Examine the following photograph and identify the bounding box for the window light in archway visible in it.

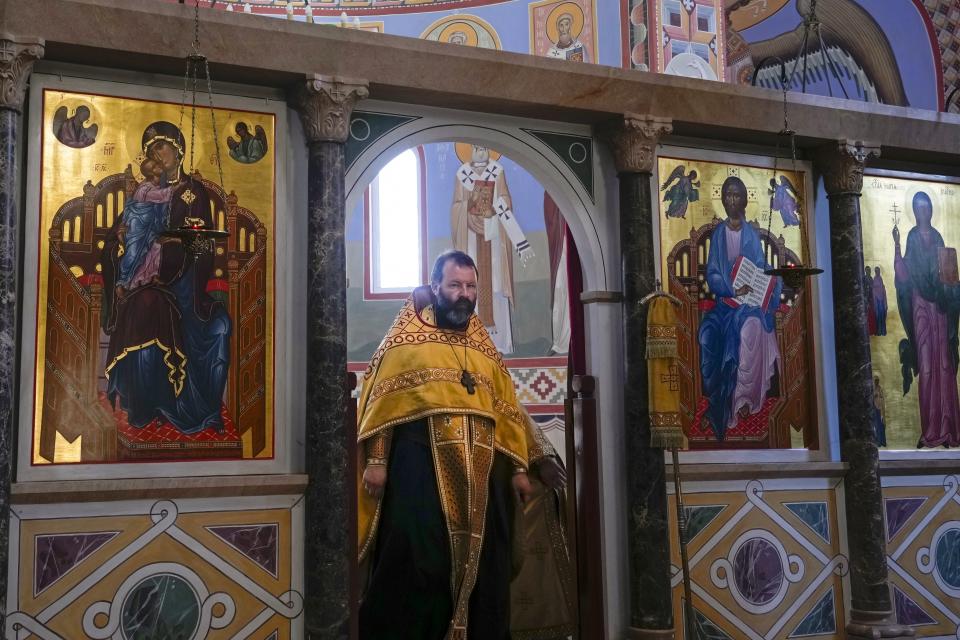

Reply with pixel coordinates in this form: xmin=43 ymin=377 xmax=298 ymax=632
xmin=370 ymin=149 xmax=424 ymax=294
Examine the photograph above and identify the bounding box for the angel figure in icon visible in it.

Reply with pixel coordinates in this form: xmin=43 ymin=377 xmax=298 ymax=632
xmin=661 ymin=165 xmax=700 ymax=219
xmin=769 ymin=175 xmax=801 ymax=226
xmin=227 ymin=122 xmax=268 ymax=164
xmin=53 ymin=105 xmax=98 ymax=149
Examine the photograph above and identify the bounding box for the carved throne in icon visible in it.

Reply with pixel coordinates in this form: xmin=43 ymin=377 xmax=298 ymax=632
xmin=39 ymin=167 xmax=269 ymax=462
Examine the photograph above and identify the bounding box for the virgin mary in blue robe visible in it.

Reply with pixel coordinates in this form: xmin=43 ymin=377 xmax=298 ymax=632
xmin=100 ymin=121 xmax=231 ymax=434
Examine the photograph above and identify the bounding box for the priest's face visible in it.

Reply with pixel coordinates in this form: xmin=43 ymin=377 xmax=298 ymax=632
xmin=433 ymin=260 xmax=478 ymax=329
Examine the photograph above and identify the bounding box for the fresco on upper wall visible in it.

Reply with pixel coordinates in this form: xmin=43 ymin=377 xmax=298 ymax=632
xmin=723 ymin=0 xmax=939 ymax=110
xmin=29 ymin=89 xmax=275 ymax=465
xmin=657 ymin=154 xmax=819 ymax=450
xmin=919 ymin=0 xmax=960 ymax=112
xmin=624 ymin=0 xmax=727 ymax=80
xmin=862 ymin=174 xmax=960 ymax=450
xmin=529 ymin=0 xmax=598 ymax=62
xmin=421 ymin=13 xmax=502 ymax=48
xmin=163 ymin=1 xmax=950 ymax=112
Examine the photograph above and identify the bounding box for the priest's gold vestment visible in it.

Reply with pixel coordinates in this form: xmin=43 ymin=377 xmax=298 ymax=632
xmin=357 ymin=291 xmax=574 ymax=639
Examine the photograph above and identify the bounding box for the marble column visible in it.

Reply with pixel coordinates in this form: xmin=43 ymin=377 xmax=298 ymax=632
xmin=0 ymin=34 xmax=44 ymax=629
xmin=608 ymin=114 xmax=676 ymax=639
xmin=291 ymin=74 xmax=368 ymax=640
xmin=815 ymin=140 xmax=913 ymax=639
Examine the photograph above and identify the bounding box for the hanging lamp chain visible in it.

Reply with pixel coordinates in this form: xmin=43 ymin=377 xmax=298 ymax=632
xmin=175 ymin=0 xmax=226 ymax=194
xmin=193 ymin=0 xmax=201 ymax=53
xmin=766 ymin=60 xmax=809 ymax=267
xmin=781 ymin=69 xmax=808 ymax=264
xmin=204 ymin=55 xmax=227 ymax=193
xmin=758 ymin=13 xmax=823 ymax=286
xmin=776 ymin=61 xmax=812 ymax=267
xmin=767 ymin=63 xmax=790 ymax=238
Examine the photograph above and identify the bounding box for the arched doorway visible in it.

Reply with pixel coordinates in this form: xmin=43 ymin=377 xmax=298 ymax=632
xmin=344 ymin=116 xmax=614 ymax=637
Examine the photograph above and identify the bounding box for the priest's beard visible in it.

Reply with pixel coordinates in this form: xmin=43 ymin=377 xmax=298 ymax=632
xmin=436 ymin=290 xmax=475 ymax=330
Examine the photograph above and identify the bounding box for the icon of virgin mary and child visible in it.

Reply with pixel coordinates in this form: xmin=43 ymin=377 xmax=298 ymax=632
xmin=100 ymin=121 xmax=231 ymax=434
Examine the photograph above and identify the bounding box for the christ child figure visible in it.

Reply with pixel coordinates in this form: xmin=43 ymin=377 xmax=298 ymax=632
xmin=116 ymin=157 xmax=175 ymax=296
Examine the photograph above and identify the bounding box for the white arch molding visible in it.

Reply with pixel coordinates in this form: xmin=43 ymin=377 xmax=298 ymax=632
xmin=344 ymin=118 xmax=610 ymax=294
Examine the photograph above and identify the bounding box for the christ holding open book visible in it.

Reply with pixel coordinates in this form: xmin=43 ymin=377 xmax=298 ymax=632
xmin=698 ymin=176 xmax=782 ymax=440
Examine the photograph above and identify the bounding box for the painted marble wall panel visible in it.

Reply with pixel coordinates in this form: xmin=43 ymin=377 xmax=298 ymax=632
xmin=667 ymin=481 xmax=846 ymax=639
xmin=883 ymin=475 xmax=960 ymax=638
xmin=656 ymin=154 xmax=819 ymax=450
xmin=6 ymin=497 xmax=302 ymax=639
xmin=28 ymin=88 xmax=276 ymax=465
xmin=861 ymin=174 xmax=960 ymax=450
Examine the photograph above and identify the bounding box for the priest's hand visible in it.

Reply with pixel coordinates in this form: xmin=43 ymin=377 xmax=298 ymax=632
xmin=363 ymin=464 xmax=387 ymax=498
xmin=536 ymin=457 xmax=567 ymax=490
xmin=512 ymin=472 xmax=534 ymax=505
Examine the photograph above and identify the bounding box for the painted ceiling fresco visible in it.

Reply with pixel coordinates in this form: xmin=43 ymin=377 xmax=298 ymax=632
xmin=160 ymin=0 xmax=955 ymax=112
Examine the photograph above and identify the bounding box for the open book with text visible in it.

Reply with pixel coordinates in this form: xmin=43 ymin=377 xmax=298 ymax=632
xmin=725 ymin=256 xmax=776 ymax=311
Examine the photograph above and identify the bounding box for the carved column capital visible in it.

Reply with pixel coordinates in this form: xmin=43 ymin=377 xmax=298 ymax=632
xmin=606 ymin=114 xmax=673 ymax=174
xmin=0 ymin=35 xmax=45 ymax=113
xmin=814 ymin=139 xmax=880 ymax=196
xmin=291 ymin=74 xmax=369 ymax=144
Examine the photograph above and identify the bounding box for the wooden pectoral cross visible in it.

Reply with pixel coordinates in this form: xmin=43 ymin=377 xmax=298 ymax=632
xmin=460 ymin=369 xmax=476 ymax=395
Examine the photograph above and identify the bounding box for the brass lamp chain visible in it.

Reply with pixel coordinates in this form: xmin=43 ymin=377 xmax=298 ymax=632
xmin=766 ymin=67 xmax=790 ymax=240
xmin=762 ymin=65 xmax=823 ymax=290
xmin=766 ymin=128 xmax=781 ymax=239
xmin=764 ymin=67 xmax=808 ymax=266
xmin=780 ymin=78 xmax=809 ymax=265
xmin=176 ymin=0 xmax=226 ymax=193
xmin=204 ymin=55 xmax=227 ymax=192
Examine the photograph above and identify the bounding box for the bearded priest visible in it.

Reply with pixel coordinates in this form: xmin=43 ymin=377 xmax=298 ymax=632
xmin=357 ymin=250 xmax=573 ymax=640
